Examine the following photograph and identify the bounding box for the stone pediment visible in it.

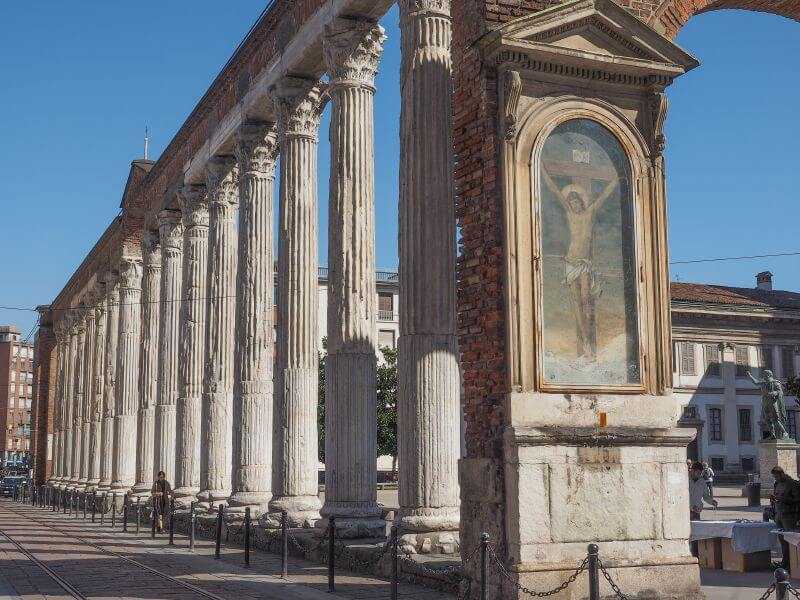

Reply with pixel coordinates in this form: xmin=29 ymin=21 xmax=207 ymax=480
xmin=482 ymin=0 xmax=698 ymax=84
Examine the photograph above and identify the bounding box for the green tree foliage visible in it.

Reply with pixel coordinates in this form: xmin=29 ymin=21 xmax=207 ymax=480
xmin=317 ymin=342 xmax=398 ymax=465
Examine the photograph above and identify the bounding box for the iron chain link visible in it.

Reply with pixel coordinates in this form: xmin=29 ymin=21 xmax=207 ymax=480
xmin=489 ymin=546 xmax=588 ymax=598
xmin=598 ymin=559 xmax=629 ymax=600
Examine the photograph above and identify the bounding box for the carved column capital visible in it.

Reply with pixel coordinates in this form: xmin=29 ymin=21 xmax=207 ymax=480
xmin=158 ymin=209 xmax=184 ymax=255
xmin=235 ymin=122 xmax=279 ymax=179
xmin=399 ymin=0 xmax=451 ymax=17
xmin=206 ymin=157 xmax=239 ymax=209
xmin=272 ymin=78 xmax=325 ymax=140
xmin=324 ymin=18 xmax=387 ymax=89
xmin=118 ymin=257 xmax=144 ymax=291
xmin=141 ymin=230 xmax=162 ymax=269
xmin=178 ymin=184 xmax=210 ymax=229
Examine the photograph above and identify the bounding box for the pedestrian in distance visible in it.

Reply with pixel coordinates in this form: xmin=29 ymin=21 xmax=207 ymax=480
xmin=151 ymin=471 xmax=172 ymax=533
xmin=769 ymin=466 xmax=800 ymax=569
xmin=689 ymin=462 xmax=718 ymax=521
xmin=701 ymin=461 xmax=715 ymax=498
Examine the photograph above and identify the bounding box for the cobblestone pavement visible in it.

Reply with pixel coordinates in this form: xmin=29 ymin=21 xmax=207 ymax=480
xmin=0 ymin=499 xmax=454 ymax=600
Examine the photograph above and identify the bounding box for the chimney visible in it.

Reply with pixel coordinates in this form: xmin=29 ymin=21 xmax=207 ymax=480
xmin=756 ymin=271 xmax=773 ymax=291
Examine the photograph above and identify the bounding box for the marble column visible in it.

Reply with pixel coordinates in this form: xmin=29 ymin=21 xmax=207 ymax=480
xmin=98 ymin=274 xmax=120 ymax=492
xmin=66 ymin=317 xmax=81 ymax=487
xmin=397 ymin=0 xmax=461 ymax=546
xmin=155 ymin=210 xmax=183 ymax=484
xmin=87 ymin=285 xmax=106 ymax=490
xmin=320 ymin=18 xmax=386 ymax=537
xmin=174 ymin=185 xmax=210 ymax=503
xmin=199 ymin=157 xmax=239 ymax=508
xmin=269 ymin=79 xmax=324 ymax=525
xmin=112 ymin=257 xmax=143 ymax=491
xmin=229 ymin=123 xmax=279 ymax=514
xmin=51 ymin=326 xmax=67 ymax=485
xmin=80 ymin=303 xmax=96 ymax=488
xmin=134 ymin=233 xmax=161 ymax=495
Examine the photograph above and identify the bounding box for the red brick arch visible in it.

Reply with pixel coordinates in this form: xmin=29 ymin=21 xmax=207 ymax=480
xmin=648 ymin=0 xmax=800 ymax=38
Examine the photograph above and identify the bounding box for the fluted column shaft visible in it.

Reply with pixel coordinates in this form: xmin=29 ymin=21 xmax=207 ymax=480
xmin=175 ymin=186 xmax=210 ymax=502
xmin=321 ymin=19 xmax=386 ymax=536
xmin=88 ymin=290 xmax=106 ymax=488
xmin=270 ymin=80 xmax=324 ymax=524
xmin=80 ymin=308 xmax=96 ymax=487
xmin=99 ymin=277 xmax=120 ymax=491
xmin=134 ymin=234 xmax=161 ymax=494
xmin=51 ymin=331 xmax=67 ymax=484
xmin=155 ymin=211 xmax=183 ymax=484
xmin=72 ymin=318 xmax=87 ymax=486
xmin=64 ymin=324 xmax=78 ymax=486
xmin=112 ymin=258 xmax=143 ymax=491
xmin=199 ymin=157 xmax=239 ymax=507
xmin=229 ymin=124 xmax=279 ymax=513
xmin=397 ymin=0 xmax=461 ymax=538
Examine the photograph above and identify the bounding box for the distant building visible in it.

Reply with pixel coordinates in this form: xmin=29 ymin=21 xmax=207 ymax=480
xmin=0 ymin=325 xmax=35 ymax=468
xmin=673 ymin=271 xmax=800 ymax=477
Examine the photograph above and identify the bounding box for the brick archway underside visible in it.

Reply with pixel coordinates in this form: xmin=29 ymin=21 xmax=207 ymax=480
xmin=650 ymin=0 xmax=800 ymax=37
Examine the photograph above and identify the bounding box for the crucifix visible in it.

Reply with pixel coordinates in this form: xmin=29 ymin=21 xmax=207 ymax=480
xmin=542 ymin=155 xmax=621 ymax=360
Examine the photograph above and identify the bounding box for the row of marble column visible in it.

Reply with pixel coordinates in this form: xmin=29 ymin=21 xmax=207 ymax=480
xmin=48 ymin=3 xmax=460 ymax=541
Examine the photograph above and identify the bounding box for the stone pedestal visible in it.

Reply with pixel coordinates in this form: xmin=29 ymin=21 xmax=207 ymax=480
xmin=759 ymin=438 xmax=799 ymax=496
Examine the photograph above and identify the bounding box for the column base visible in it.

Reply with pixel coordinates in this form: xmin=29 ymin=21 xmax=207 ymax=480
xmin=397 ymin=508 xmax=461 ymax=554
xmin=172 ymin=486 xmax=200 ymax=508
xmin=96 ymin=480 xmax=112 ymax=492
xmin=131 ymin=482 xmax=152 ymax=497
xmin=196 ymin=489 xmax=230 ymax=511
xmin=227 ymin=491 xmax=271 ymax=516
xmin=268 ymin=495 xmax=322 ymax=528
xmin=318 ymin=502 xmax=386 ymax=539
xmin=85 ymin=478 xmax=101 ymax=492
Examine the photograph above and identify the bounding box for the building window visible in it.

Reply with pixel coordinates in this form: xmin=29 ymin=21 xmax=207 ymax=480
xmin=710 ymin=457 xmax=725 ymax=473
xmin=738 ymin=408 xmax=753 ymax=443
xmin=708 ymin=407 xmax=723 ymax=442
xmin=378 ymin=293 xmax=394 ymax=322
xmin=679 ymin=342 xmax=695 ymax=376
xmin=537 ymin=118 xmax=640 ymax=388
xmin=761 ymin=345 xmax=774 ymax=376
xmin=741 ymin=457 xmax=756 ymax=473
xmin=735 ymin=345 xmax=750 ymax=378
xmin=782 ymin=347 xmax=796 ymax=380
xmin=704 ymin=344 xmax=721 ymax=377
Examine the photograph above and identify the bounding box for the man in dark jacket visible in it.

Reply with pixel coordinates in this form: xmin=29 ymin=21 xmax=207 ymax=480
xmin=771 ymin=467 xmax=800 ymax=568
xmin=151 ymin=471 xmax=173 ymax=533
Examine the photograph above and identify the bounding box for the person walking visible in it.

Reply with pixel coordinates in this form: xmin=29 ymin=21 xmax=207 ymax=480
xmin=701 ymin=461 xmax=715 ymax=498
xmin=770 ymin=467 xmax=800 ymax=569
xmin=688 ymin=462 xmax=718 ymax=557
xmin=151 ymin=471 xmax=172 ymax=533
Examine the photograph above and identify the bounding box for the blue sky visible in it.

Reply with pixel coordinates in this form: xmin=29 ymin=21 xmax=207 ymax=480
xmin=0 ymin=4 xmax=798 ymax=337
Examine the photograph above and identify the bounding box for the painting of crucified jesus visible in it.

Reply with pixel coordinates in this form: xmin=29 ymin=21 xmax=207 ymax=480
xmin=538 ymin=119 xmax=641 ymax=387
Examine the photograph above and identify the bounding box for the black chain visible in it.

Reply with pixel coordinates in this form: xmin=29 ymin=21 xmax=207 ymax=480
xmin=755 ymin=584 xmax=776 ymax=600
xmin=785 ymin=582 xmax=800 ymax=599
xmin=489 ymin=547 xmax=588 ymax=598
xmin=598 ymin=559 xmax=629 ymax=600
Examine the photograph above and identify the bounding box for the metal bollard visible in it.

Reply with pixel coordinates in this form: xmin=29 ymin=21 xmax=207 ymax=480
xmin=111 ymin=493 xmax=117 ymax=528
xmin=776 ymin=569 xmax=790 ymax=600
xmin=83 ymin=493 xmax=87 ymax=519
xmin=123 ymin=497 xmax=129 ymax=532
xmin=136 ymin=498 xmax=141 ymax=535
xmin=189 ymin=502 xmax=196 ymax=551
xmin=151 ymin=503 xmax=157 ymax=539
xmin=328 ymin=516 xmax=336 ymax=593
xmin=588 ymin=544 xmax=600 ymax=600
xmin=74 ymin=491 xmax=79 ymax=519
xmin=215 ymin=504 xmax=223 ymax=559
xmin=391 ymin=524 xmax=399 ymax=600
xmin=92 ymin=493 xmax=97 ymax=523
xmin=100 ymin=496 xmax=106 ymax=525
xmin=480 ymin=533 xmax=490 ymax=600
xmin=281 ymin=510 xmax=288 ymax=579
xmin=244 ymin=507 xmax=251 ymax=567
xmin=168 ymin=496 xmax=175 ymax=546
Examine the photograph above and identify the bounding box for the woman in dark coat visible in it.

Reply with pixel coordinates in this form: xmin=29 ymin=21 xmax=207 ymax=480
xmin=151 ymin=471 xmax=172 ymax=532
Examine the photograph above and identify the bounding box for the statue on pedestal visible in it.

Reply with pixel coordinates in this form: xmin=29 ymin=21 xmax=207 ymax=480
xmin=748 ymin=370 xmax=790 ymax=440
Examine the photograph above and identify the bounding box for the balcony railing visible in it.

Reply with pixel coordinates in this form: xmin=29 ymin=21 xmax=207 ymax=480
xmin=378 ymin=310 xmax=397 ymax=322
xmin=316 ymin=267 xmax=398 ymax=283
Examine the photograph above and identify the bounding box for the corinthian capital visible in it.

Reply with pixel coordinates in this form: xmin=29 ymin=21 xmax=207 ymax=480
xmin=206 ymin=157 xmax=239 ymax=208
xmin=400 ymin=0 xmax=451 ymax=17
xmin=158 ymin=209 xmax=184 ymax=255
xmin=235 ymin=122 xmax=279 ymax=179
xmin=272 ymin=77 xmax=325 ymax=140
xmin=118 ymin=257 xmax=144 ymax=291
xmin=324 ymin=18 xmax=387 ymax=88
xmin=178 ymin=184 xmax=210 ymax=230
xmin=141 ymin=230 xmax=161 ymax=269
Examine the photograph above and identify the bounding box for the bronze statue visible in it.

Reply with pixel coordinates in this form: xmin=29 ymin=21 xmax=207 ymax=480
xmin=748 ymin=370 xmax=791 ymax=440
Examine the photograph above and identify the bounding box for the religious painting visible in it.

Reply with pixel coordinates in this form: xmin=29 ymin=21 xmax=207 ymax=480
xmin=537 ymin=119 xmax=641 ymax=387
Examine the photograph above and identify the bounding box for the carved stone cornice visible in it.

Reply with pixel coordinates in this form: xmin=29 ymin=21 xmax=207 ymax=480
xmin=158 ymin=209 xmax=184 ymax=255
xmin=323 ymin=18 xmax=387 ymax=89
xmin=205 ymin=157 xmax=239 ymax=208
xmin=118 ymin=257 xmax=144 ymax=292
xmin=235 ymin=122 xmax=279 ymax=179
xmin=649 ymin=91 xmax=669 ymax=158
xmin=178 ymin=184 xmax=210 ymax=230
xmin=272 ymin=77 xmax=325 ymax=141
xmin=503 ymin=70 xmax=522 ymax=141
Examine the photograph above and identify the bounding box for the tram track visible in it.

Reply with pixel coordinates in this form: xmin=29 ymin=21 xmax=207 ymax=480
xmin=0 ymin=501 xmax=231 ymax=600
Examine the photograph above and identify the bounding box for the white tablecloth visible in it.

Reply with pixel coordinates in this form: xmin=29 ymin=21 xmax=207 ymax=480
xmin=781 ymin=531 xmax=800 ymax=547
xmin=690 ymin=521 xmax=779 ymax=553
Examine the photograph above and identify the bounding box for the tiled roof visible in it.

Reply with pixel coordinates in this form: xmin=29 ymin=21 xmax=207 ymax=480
xmin=671 ymin=282 xmax=800 ymax=310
